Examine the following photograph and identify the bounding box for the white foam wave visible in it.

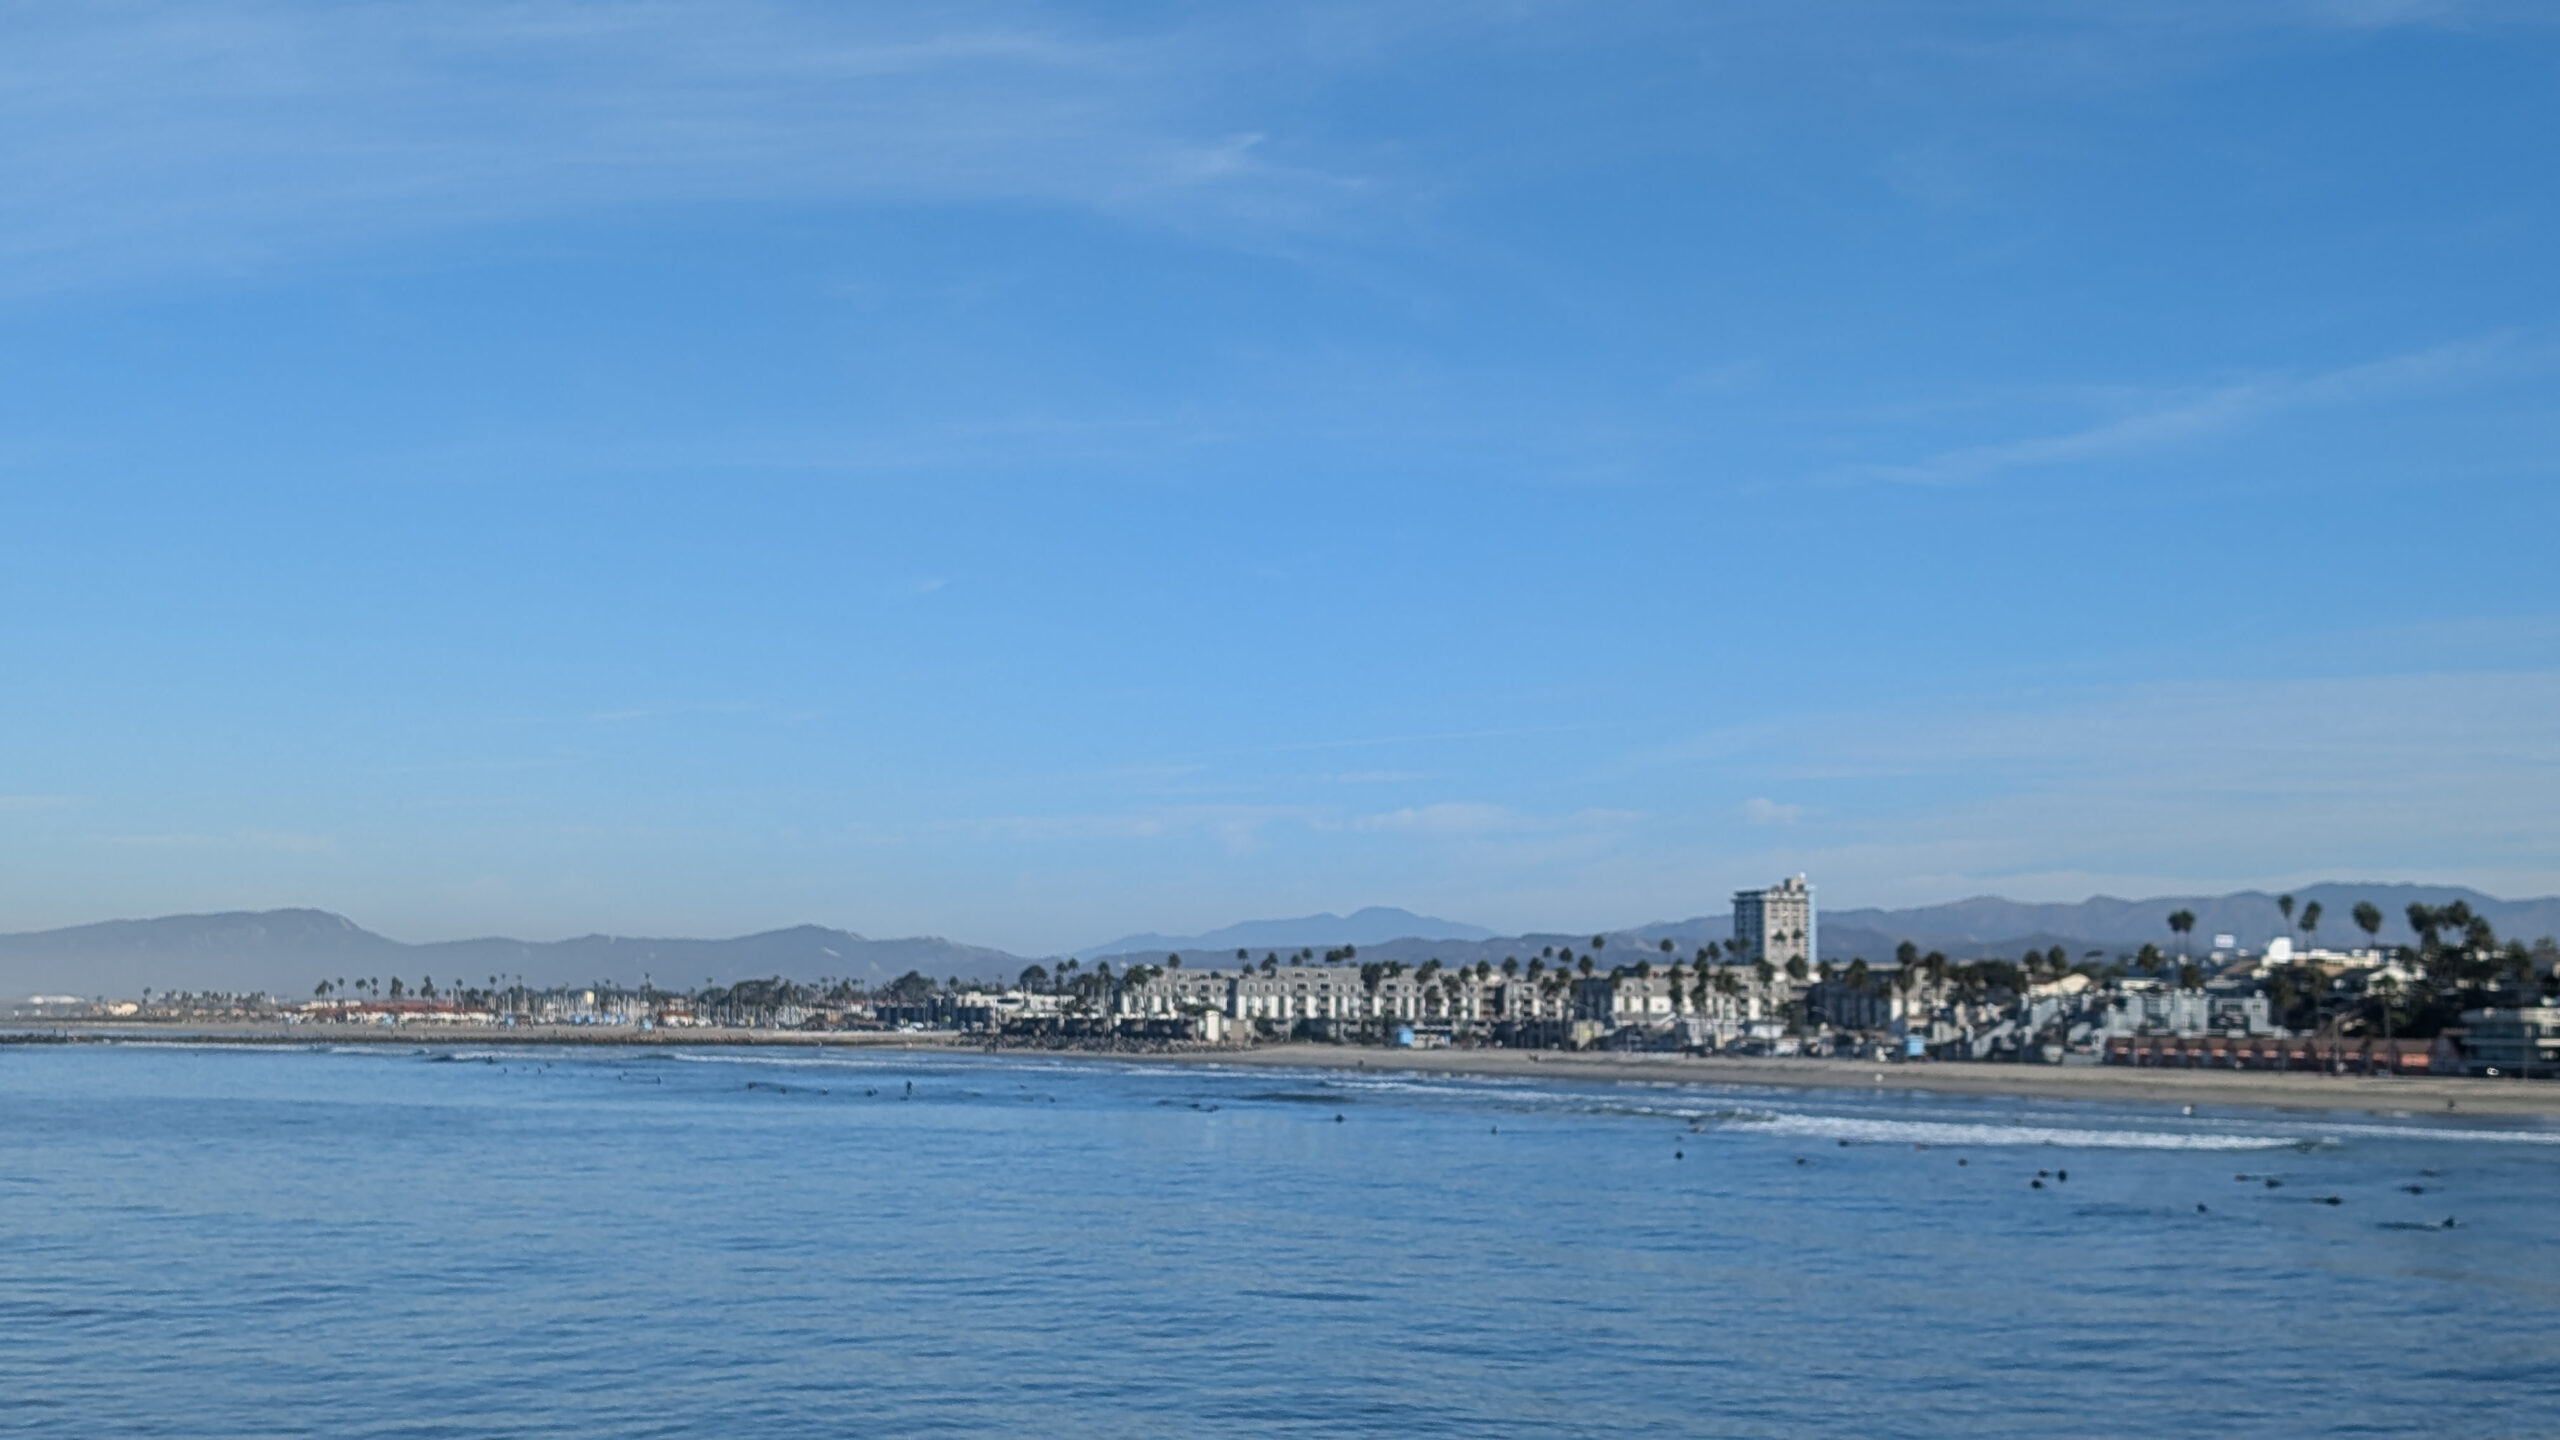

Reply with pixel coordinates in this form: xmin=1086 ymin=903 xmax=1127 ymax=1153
xmin=1733 ymin=1109 xmax=2560 ymax=1151
xmin=663 ymin=1051 xmax=918 ymax=1071
xmin=1743 ymin=1112 xmax=2294 ymax=1151
xmin=2270 ymin=1119 xmax=2560 ymax=1148
xmin=1256 ymin=1064 xmax=2560 ymax=1148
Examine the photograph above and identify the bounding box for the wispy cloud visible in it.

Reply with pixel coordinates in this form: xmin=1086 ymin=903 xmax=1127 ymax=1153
xmin=1740 ymin=797 xmax=1803 ymax=826
xmin=1844 ymin=335 xmax=2522 ymax=485
xmin=0 ymin=794 xmax=82 ymax=813
xmin=583 ymin=702 xmax=757 ymax=725
xmin=1675 ymin=360 xmax=1761 ymax=393
xmin=948 ymin=805 xmax=1321 ymax=848
xmin=1349 ymin=802 xmax=1516 ymax=835
xmin=20 ymin=1 xmax=2537 ymax=301
xmin=1245 ymin=721 xmax=1599 ymax=755
xmin=95 ymin=829 xmax=338 ymax=854
xmin=939 ymin=799 xmax=1644 ymax=851
xmin=1894 ymin=1 xmax=2556 ymax=100
xmin=1643 ymin=665 xmax=2560 ymax=908
xmin=2298 ymin=0 xmax=2495 ymax=29
xmin=1339 ymin=803 xmax=1644 ymax=840
xmin=0 ymin=1 xmax=1378 ymax=295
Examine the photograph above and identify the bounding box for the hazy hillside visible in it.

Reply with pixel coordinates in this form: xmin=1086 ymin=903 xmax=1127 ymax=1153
xmin=1824 ymin=884 xmax=2560 ymax=958
xmin=0 ymin=910 xmax=408 ymax=999
xmin=0 ymin=912 xmax=1021 ymax=1000
xmin=1094 ymin=884 xmax=2560 ymax=972
xmin=10 ymin=882 xmax=2556 ymax=999
xmin=1077 ymin=906 xmax=1492 ymax=961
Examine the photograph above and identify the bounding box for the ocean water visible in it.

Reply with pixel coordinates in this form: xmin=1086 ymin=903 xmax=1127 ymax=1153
xmin=2 ymin=1044 xmax=2555 ymax=1437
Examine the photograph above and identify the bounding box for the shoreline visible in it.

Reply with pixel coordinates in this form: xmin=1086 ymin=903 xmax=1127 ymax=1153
xmin=1128 ymin=1044 xmax=2560 ymax=1118
xmin=13 ymin=1023 xmax=2559 ymax=1117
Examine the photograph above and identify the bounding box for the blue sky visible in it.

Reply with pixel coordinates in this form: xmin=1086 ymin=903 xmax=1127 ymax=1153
xmin=2 ymin=1 xmax=2555 ymax=952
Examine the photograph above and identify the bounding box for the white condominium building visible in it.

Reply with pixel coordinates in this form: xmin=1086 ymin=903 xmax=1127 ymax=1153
xmin=1733 ymin=875 xmax=1816 ymax=967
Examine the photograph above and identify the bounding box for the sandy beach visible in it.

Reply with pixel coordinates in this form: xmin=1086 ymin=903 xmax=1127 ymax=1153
xmin=1125 ymin=1043 xmax=2560 ymax=1118
xmin=16 ymin=1022 xmax=2560 ymax=1118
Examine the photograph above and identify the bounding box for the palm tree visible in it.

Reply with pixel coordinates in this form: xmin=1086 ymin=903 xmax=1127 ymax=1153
xmin=2167 ymin=909 xmax=2195 ymax=960
xmin=2442 ymin=900 xmax=2475 ymax=931
xmin=2352 ymin=901 xmax=2384 ymax=953
xmin=2298 ymin=900 xmax=2322 ymax=952
xmin=2406 ymin=903 xmax=2441 ymax=954
xmin=2277 ymin=894 xmax=2295 ymax=932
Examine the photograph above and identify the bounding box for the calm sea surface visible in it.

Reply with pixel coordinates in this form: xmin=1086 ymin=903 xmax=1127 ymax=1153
xmin=2 ymin=1042 xmax=2555 ymax=1437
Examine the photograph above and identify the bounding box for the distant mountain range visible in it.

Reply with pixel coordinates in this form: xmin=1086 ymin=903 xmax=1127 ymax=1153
xmin=7 ymin=884 xmax=2556 ymax=999
xmin=0 ymin=909 xmax=1016 ymax=1001
xmin=1818 ymin=883 xmax=2560 ymax=959
xmin=1074 ymin=907 xmax=1493 ymax=961
xmin=1077 ymin=884 xmax=2560 ymax=970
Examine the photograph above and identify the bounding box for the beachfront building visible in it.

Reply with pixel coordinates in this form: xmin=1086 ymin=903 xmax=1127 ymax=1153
xmin=2096 ymin=983 xmax=2274 ymax=1039
xmin=1107 ymin=961 xmax=1619 ymax=1039
xmin=1113 ymin=965 xmax=1380 ymax=1032
xmin=1686 ymin=965 xmax=1773 ymax=1042
xmin=1547 ymin=962 xmax=1790 ymax=1046
xmin=2103 ymin=1032 xmax=2439 ymax=1073
xmin=1117 ymin=967 xmax=1242 ymax=1019
xmin=2256 ymin=938 xmax=2398 ymax=971
xmin=1237 ymin=966 xmax=1371 ymax=1026
xmin=1570 ymin=971 xmax=1679 ymax=1026
xmin=1095 ymin=953 xmax=1820 ymax=1048
xmin=1734 ymin=875 xmax=1815 ymax=969
xmin=1500 ymin=970 xmax=1578 ymax=1025
xmin=1803 ymin=968 xmax=1928 ymax=1033
xmin=2452 ymin=1006 xmax=2560 ymax=1077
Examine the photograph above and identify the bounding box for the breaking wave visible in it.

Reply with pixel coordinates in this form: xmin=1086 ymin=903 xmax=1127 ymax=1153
xmin=1733 ymin=1111 xmax=2300 ymax=1151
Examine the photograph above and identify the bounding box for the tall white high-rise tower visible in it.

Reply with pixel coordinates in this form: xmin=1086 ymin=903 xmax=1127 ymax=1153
xmin=1732 ymin=875 xmax=1815 ymax=968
